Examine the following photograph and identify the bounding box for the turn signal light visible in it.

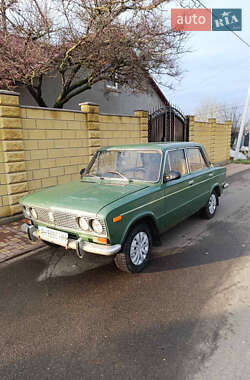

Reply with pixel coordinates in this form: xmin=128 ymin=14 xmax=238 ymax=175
xmin=113 ymin=215 xmax=122 ymax=223
xmin=93 ymin=237 xmax=108 ymax=245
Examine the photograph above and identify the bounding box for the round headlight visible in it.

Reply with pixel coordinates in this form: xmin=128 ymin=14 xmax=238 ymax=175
xmin=78 ymin=217 xmax=89 ymax=231
xmin=31 ymin=208 xmax=38 ymax=219
xmin=91 ymin=219 xmax=103 ymax=234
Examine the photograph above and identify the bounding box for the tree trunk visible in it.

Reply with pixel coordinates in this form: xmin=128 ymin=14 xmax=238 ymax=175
xmin=27 ymin=85 xmax=48 ymax=107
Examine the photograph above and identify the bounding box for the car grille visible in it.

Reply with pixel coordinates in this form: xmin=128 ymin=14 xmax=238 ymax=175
xmin=34 ymin=207 xmax=107 ymax=236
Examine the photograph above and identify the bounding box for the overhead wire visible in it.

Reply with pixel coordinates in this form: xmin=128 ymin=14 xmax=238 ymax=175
xmin=195 ymin=0 xmax=250 ymax=48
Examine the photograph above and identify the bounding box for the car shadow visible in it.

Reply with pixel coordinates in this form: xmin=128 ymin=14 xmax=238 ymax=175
xmin=146 ymin=217 xmax=249 ymax=274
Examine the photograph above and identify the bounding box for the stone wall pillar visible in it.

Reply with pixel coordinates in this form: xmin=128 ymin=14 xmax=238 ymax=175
xmin=0 ymin=90 xmax=28 ymax=217
xmin=134 ymin=110 xmax=148 ymax=143
xmin=80 ymin=102 xmax=101 ymax=158
xmin=208 ymin=117 xmax=216 ymax=163
xmin=189 ymin=115 xmax=232 ymax=164
xmin=188 ymin=115 xmax=196 ymax=141
xmin=225 ymin=120 xmax=232 ymax=159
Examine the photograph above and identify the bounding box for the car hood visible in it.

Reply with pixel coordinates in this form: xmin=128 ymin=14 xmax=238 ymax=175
xmin=20 ymin=180 xmax=148 ymax=215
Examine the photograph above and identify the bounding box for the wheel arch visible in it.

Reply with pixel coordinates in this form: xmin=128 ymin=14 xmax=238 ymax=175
xmin=211 ymin=183 xmax=221 ymax=205
xmin=121 ymin=213 xmax=160 ymax=247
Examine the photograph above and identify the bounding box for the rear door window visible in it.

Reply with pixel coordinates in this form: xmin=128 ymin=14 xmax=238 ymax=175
xmin=187 ymin=148 xmax=208 ymax=172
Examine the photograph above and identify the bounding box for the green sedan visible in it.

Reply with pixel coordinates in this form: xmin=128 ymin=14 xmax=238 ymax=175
xmin=20 ymin=142 xmax=228 ymax=273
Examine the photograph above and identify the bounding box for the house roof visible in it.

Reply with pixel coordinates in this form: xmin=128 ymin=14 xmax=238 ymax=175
xmin=148 ymin=76 xmax=170 ymax=106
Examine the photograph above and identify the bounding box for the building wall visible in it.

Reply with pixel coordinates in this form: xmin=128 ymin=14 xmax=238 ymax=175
xmin=189 ymin=116 xmax=232 ymax=164
xmin=17 ymin=76 xmax=165 ymax=115
xmin=0 ymin=91 xmax=148 ymax=217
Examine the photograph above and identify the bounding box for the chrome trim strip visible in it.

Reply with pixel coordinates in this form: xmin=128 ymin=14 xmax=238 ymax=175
xmin=81 ymin=242 xmax=121 ymax=256
xmin=161 ymin=191 xmax=208 ymax=218
xmin=32 ymin=230 xmax=120 ymax=256
xmin=158 ymin=191 xmax=209 ymax=219
xmin=121 ymin=173 xmax=222 ymax=217
xmin=21 ymin=204 xmax=98 ymax=218
xmin=184 ymin=148 xmax=191 ymax=174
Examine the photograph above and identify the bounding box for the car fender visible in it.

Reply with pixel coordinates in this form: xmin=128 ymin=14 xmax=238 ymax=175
xmin=210 ymin=182 xmax=222 ymax=197
xmin=120 ymin=210 xmax=159 ymax=246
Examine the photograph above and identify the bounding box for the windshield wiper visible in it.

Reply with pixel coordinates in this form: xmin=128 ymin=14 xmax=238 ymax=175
xmin=103 ymin=171 xmax=130 ymax=181
xmin=83 ymin=174 xmax=99 ymax=178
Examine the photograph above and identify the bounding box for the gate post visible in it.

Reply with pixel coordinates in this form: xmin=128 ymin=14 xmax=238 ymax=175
xmin=0 ymin=90 xmax=28 ymax=217
xmin=79 ymin=102 xmax=101 ymax=158
xmin=134 ymin=110 xmax=148 ymax=143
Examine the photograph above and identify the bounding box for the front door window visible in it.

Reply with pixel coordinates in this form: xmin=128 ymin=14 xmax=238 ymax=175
xmin=165 ymin=149 xmax=188 ymax=177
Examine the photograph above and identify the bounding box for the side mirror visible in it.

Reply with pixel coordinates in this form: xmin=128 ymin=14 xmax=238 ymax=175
xmin=164 ymin=170 xmax=181 ymax=182
xmin=80 ymin=168 xmax=85 ymax=176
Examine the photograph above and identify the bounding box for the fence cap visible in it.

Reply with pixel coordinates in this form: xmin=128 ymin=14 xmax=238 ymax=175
xmin=79 ymin=102 xmax=100 ymax=107
xmin=0 ymin=89 xmax=20 ymax=96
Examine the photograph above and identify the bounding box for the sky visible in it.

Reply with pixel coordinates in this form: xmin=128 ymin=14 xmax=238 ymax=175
xmin=160 ymin=0 xmax=250 ymax=116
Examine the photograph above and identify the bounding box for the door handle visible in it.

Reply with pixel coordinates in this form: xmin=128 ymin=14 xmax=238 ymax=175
xmin=208 ymin=173 xmax=214 ymax=177
xmin=188 ymin=180 xmax=194 ymax=185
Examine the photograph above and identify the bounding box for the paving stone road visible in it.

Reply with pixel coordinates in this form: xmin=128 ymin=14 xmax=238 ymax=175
xmin=0 ymin=220 xmax=43 ymax=263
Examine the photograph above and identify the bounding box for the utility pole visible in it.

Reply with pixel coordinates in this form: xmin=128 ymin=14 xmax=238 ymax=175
xmin=248 ymin=115 xmax=250 ymax=158
xmin=234 ymin=83 xmax=250 ymax=160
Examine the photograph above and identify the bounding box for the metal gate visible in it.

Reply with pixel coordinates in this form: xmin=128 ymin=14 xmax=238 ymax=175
xmin=148 ymin=105 xmax=189 ymax=143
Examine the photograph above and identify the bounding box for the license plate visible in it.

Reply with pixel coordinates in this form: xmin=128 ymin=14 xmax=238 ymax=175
xmin=38 ymin=226 xmax=68 ymax=246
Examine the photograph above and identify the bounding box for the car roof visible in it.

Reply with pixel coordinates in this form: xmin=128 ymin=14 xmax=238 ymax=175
xmin=100 ymin=142 xmax=204 ymax=152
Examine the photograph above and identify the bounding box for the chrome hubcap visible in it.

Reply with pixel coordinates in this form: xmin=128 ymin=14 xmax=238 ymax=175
xmin=209 ymin=193 xmax=217 ymax=214
xmin=130 ymin=232 xmax=149 ymax=266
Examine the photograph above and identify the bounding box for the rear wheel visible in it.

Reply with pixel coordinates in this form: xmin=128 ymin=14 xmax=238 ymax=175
xmin=114 ymin=224 xmax=152 ymax=273
xmin=201 ymin=191 xmax=218 ymax=219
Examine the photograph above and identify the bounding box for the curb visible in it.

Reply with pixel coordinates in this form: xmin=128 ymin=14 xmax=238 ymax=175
xmin=0 ymin=245 xmax=49 ymax=267
xmin=226 ymin=166 xmax=250 ymax=182
xmin=0 ymin=213 xmax=23 ymax=226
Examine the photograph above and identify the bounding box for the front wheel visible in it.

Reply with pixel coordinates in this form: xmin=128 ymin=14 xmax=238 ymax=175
xmin=201 ymin=191 xmax=218 ymax=219
xmin=114 ymin=224 xmax=152 ymax=273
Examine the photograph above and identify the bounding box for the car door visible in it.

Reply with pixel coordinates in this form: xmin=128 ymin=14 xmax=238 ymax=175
xmin=160 ymin=148 xmax=194 ymax=232
xmin=185 ymin=147 xmax=211 ymax=213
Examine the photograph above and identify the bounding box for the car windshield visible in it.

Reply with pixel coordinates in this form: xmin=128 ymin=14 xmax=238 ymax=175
xmin=84 ymin=149 xmax=162 ymax=182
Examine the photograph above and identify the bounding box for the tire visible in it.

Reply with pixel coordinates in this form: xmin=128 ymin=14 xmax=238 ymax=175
xmin=114 ymin=224 xmax=152 ymax=273
xmin=201 ymin=191 xmax=218 ymax=219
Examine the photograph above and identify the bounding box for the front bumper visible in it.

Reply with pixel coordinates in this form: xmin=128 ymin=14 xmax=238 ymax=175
xmin=22 ymin=224 xmax=121 ymax=257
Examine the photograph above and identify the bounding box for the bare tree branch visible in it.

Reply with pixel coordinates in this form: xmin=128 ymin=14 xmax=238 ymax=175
xmin=0 ymin=0 xmax=189 ymax=108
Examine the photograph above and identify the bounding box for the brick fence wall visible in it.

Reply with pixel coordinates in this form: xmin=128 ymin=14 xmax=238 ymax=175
xmin=189 ymin=116 xmax=232 ymax=164
xmin=0 ymin=90 xmax=232 ymax=218
xmin=0 ymin=90 xmax=148 ymax=217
